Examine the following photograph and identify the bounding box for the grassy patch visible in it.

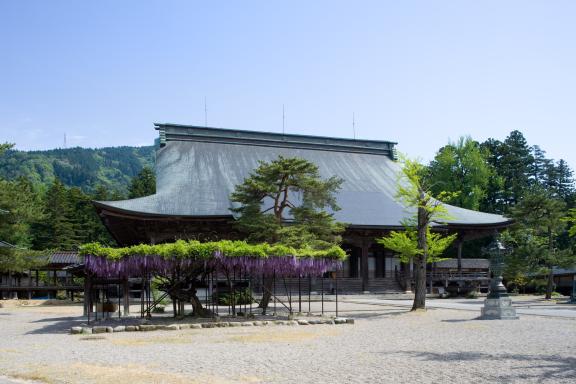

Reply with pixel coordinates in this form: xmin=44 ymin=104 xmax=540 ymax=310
xmin=111 ymin=334 xmax=193 ymax=346
xmin=226 ymin=328 xmax=340 ymax=343
xmin=8 ymin=363 xmax=263 ymax=384
xmin=79 ymin=336 xmax=107 ymax=341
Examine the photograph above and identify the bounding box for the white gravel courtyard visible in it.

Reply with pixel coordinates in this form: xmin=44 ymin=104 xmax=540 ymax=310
xmin=0 ymin=298 xmax=574 ymax=384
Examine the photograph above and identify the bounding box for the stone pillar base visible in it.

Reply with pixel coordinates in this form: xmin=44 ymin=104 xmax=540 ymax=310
xmin=481 ymin=297 xmax=519 ymax=320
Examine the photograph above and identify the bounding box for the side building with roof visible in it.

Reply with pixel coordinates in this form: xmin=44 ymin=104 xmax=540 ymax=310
xmin=0 ymin=251 xmax=83 ymax=300
xmin=94 ymin=124 xmax=512 ymax=293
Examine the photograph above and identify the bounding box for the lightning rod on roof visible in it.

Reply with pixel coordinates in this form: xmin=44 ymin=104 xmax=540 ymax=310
xmin=282 ymin=104 xmax=285 ymax=135
xmin=204 ymin=97 xmax=208 ymax=127
xmin=352 ymin=112 xmax=356 ymax=140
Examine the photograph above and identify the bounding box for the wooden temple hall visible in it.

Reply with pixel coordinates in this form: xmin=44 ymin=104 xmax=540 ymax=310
xmin=94 ymin=124 xmax=512 ymax=297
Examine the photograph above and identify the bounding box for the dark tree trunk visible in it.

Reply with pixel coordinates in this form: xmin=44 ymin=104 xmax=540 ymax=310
xmin=190 ymin=293 xmax=207 ymax=316
xmin=412 ymin=193 xmax=428 ymax=311
xmin=258 ymin=276 xmax=274 ymax=314
xmin=545 ymin=269 xmax=555 ymax=300
xmin=545 ymin=227 xmax=555 ymax=300
xmin=412 ymin=255 xmax=427 ymax=310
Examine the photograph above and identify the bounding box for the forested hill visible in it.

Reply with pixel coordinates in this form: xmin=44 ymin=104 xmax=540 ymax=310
xmin=0 ymin=145 xmax=155 ymax=193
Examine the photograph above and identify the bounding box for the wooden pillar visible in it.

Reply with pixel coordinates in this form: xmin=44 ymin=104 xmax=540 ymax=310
xmin=405 ymin=258 xmax=414 ymax=293
xmin=83 ymin=275 xmax=91 ymax=316
xmin=457 ymin=238 xmax=464 ymax=274
xmin=361 ymin=241 xmax=370 ymax=292
xmin=123 ymin=278 xmax=130 ymax=315
xmin=35 ymin=270 xmax=39 ymax=287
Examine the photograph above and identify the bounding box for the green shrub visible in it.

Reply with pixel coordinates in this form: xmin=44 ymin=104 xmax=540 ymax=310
xmin=217 ymin=289 xmax=254 ymax=306
xmin=465 ymin=290 xmax=478 ymax=299
xmin=56 ymin=291 xmax=68 ymax=300
xmin=152 ymin=305 xmax=165 ymax=313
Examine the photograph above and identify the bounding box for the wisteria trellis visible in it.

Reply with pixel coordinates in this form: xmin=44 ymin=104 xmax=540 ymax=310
xmin=80 ymin=240 xmax=346 ymax=278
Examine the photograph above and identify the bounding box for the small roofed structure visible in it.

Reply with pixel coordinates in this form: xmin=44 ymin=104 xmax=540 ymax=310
xmin=94 ymin=124 xmax=512 ymax=293
xmin=430 ymin=258 xmax=492 ymax=295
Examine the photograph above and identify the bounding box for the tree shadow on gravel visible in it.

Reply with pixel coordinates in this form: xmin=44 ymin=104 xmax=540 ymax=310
xmin=388 ymin=350 xmax=576 ymax=382
xmin=441 ymin=317 xmax=482 ymax=323
xmin=26 ymin=315 xmax=87 ymax=335
xmin=339 ymin=308 xmax=410 ymax=320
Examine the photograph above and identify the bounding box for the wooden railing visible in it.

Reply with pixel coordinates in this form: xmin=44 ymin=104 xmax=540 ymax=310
xmin=395 ymin=270 xmax=490 ymax=282
xmin=0 ymin=278 xmax=81 ymax=289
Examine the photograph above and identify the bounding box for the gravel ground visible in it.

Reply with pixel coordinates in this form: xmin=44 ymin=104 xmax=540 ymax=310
xmin=0 ymin=300 xmax=574 ymax=384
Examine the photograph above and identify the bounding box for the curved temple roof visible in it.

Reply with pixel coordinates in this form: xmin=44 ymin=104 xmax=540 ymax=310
xmin=95 ymin=124 xmax=511 ymax=229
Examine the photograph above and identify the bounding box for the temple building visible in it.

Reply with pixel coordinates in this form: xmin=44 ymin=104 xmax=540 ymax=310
xmin=94 ymin=124 xmax=512 ymax=293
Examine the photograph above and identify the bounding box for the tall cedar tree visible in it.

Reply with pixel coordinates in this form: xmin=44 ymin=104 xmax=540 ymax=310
xmin=128 ymin=166 xmax=156 ymax=198
xmin=480 ymin=131 xmax=533 ymax=212
xmin=230 ymin=156 xmax=344 ymax=312
xmin=378 ymin=158 xmax=457 ymax=311
xmin=511 ymin=188 xmax=573 ymax=299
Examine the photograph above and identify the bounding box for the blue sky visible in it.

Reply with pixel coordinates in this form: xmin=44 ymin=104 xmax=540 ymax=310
xmin=1 ymin=1 xmax=575 ymax=168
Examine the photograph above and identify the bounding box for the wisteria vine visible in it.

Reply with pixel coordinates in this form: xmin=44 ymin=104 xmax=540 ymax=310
xmin=79 ymin=240 xmax=346 ymax=278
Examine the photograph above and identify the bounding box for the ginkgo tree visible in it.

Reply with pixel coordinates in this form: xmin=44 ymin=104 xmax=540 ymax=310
xmin=377 ymin=157 xmax=457 ymax=311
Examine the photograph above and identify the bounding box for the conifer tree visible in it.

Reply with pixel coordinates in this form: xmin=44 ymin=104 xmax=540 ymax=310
xmin=511 ymin=188 xmax=572 ymax=299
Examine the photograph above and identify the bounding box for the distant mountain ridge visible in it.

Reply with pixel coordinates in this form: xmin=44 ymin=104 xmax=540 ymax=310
xmin=0 ymin=145 xmax=155 ymax=193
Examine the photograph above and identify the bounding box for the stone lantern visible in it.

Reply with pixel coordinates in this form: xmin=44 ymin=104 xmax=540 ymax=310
xmin=480 ymin=237 xmax=519 ymax=320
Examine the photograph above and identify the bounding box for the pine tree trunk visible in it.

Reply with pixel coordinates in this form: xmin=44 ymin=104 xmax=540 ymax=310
xmin=545 ymin=269 xmax=554 ymax=300
xmin=545 ymin=228 xmax=554 ymax=300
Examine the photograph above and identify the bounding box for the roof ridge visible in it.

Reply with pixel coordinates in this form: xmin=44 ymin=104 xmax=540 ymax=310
xmin=154 ymin=123 xmax=398 ymax=159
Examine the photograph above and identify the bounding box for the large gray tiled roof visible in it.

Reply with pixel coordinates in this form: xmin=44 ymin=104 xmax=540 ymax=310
xmin=95 ymin=124 xmax=510 ymax=229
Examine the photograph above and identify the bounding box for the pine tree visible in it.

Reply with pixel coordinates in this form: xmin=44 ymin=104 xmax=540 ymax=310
xmin=231 ymin=156 xmax=344 ymax=312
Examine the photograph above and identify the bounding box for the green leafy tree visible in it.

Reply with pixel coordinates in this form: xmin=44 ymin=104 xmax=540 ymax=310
xmin=230 ymin=156 xmax=344 ymax=312
xmin=428 ymin=136 xmax=495 ymax=210
xmin=0 ymin=248 xmax=47 ymax=273
xmin=511 ymin=188 xmax=573 ymax=299
xmin=128 ymin=166 xmax=156 ymax=198
xmin=377 ymin=157 xmax=457 ymax=311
